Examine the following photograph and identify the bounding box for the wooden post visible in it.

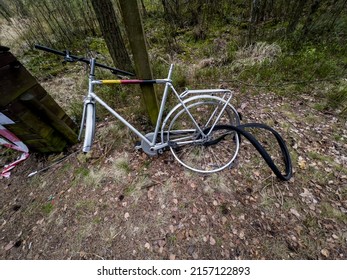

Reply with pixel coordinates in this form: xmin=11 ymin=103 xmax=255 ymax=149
xmin=118 ymin=0 xmax=159 ymax=125
xmin=0 ymin=49 xmax=78 ymax=153
xmin=91 ymin=0 xmax=133 ymax=72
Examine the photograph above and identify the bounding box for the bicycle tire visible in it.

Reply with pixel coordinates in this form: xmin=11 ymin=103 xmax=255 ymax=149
xmin=210 ymin=124 xmax=292 ymax=181
xmin=167 ymin=97 xmax=240 ymax=173
xmin=82 ymin=103 xmax=96 ymax=152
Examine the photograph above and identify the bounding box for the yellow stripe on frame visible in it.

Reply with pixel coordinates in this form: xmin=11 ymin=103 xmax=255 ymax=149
xmin=101 ymin=80 xmax=122 ymax=84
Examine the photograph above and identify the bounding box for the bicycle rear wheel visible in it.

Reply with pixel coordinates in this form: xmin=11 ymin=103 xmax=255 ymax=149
xmin=167 ymin=97 xmax=240 ymax=173
xmin=82 ymin=103 xmax=96 ymax=152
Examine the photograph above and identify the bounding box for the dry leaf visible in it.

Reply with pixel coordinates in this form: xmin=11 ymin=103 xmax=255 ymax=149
xmin=298 ymin=156 xmax=307 ymax=170
xmin=4 ymin=241 xmax=15 ymax=251
xmin=209 ymin=236 xmax=216 ymax=245
xmin=158 ymin=239 xmax=166 ymax=248
xmin=144 ymin=242 xmax=151 ymax=250
xmin=290 ymin=208 xmax=301 ymax=218
xmin=321 ymin=248 xmax=330 ymax=258
xmin=240 ymin=102 xmax=248 ymax=110
xmin=147 ymin=187 xmax=155 ymax=200
xmin=124 ymin=212 xmax=130 ymax=220
xmin=36 ymin=218 xmax=44 ymax=225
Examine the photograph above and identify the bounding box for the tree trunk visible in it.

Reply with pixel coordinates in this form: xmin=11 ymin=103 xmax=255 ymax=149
xmin=139 ymin=0 xmax=147 ymax=17
xmin=301 ymin=0 xmax=321 ymax=37
xmin=119 ymin=0 xmax=159 ymax=125
xmin=286 ymin=0 xmax=307 ymax=35
xmin=248 ymin=0 xmax=261 ymax=44
xmin=90 ymin=0 xmax=133 ymax=72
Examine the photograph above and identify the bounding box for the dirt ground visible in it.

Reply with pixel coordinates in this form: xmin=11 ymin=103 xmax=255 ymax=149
xmin=1 ymin=91 xmax=346 ymax=260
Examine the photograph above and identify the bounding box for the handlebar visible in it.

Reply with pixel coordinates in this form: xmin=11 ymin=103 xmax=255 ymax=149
xmin=34 ymin=44 xmax=135 ymax=76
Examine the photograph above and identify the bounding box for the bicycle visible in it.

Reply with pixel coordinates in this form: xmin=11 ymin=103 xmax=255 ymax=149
xmin=35 ymin=45 xmax=241 ymax=174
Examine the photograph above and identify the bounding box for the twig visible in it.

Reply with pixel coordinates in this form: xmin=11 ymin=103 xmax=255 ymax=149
xmin=273 ymin=181 xmax=285 ymax=206
xmin=112 ymin=229 xmax=123 ymax=239
xmin=27 ymin=151 xmax=78 ymax=177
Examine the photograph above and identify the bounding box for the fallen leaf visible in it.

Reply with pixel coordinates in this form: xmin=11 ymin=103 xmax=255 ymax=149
xmin=209 ymin=236 xmax=216 ymax=245
xmin=200 ymin=215 xmax=207 ymax=223
xmin=290 ymin=208 xmax=301 ymax=218
xmin=144 ymin=242 xmax=151 ymax=250
xmin=147 ymin=187 xmax=155 ymax=200
xmin=158 ymin=239 xmax=166 ymax=248
xmin=36 ymin=218 xmax=44 ymax=225
xmin=124 ymin=212 xmax=130 ymax=220
xmin=321 ymin=248 xmax=330 ymax=258
xmin=4 ymin=241 xmax=15 ymax=251
xmin=332 ymin=234 xmax=339 ymax=240
xmin=298 ymin=156 xmax=307 ymax=170
xmin=169 ymin=254 xmax=176 ymax=260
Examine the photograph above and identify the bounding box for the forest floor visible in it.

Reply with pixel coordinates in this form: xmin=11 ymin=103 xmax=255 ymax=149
xmin=1 ymin=87 xmax=347 ymax=260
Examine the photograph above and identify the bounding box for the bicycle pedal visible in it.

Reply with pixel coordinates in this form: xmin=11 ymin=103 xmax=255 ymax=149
xmin=134 ymin=141 xmax=142 ymax=150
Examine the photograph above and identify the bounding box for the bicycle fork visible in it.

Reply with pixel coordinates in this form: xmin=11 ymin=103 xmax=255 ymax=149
xmin=78 ymin=58 xmax=97 ymax=141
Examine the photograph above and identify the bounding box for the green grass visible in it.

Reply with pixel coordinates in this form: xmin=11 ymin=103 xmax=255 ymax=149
xmin=42 ymin=203 xmax=54 ymax=215
xmin=115 ymin=159 xmax=132 ymax=174
xmin=124 ymin=184 xmax=137 ymax=196
xmin=75 ymin=167 xmax=90 ymax=177
xmin=320 ymin=202 xmax=347 ymax=224
xmin=26 ymin=52 xmax=67 ymax=79
xmin=326 ymin=84 xmax=347 ymax=110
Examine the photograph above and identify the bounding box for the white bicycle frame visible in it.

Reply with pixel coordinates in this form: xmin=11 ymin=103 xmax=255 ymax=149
xmin=79 ymin=58 xmax=234 ymax=153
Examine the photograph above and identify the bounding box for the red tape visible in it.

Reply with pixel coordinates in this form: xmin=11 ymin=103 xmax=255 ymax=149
xmin=0 ymin=124 xmax=29 ymax=178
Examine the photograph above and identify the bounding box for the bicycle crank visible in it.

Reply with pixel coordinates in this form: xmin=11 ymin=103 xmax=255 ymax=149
xmin=140 ymin=132 xmax=158 ymax=156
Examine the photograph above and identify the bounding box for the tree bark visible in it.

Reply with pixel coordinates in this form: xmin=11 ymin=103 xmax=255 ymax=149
xmin=248 ymin=0 xmax=261 ymax=44
xmin=91 ymin=0 xmax=133 ymax=72
xmin=286 ymin=0 xmax=307 ymax=35
xmin=301 ymin=0 xmax=321 ymax=36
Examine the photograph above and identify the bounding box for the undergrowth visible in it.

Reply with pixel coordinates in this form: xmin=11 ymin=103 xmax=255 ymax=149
xmin=4 ymin=7 xmax=344 ymax=119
